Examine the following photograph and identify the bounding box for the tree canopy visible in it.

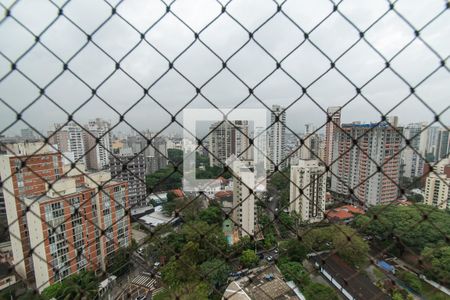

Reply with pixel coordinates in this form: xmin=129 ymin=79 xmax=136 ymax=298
xmin=41 ymin=271 xmax=99 ymax=300
xmin=353 ymin=204 xmax=450 ymax=254
xmin=240 ymin=249 xmax=259 ymax=268
xmin=301 ymin=225 xmax=369 ymax=267
xmin=278 ymin=261 xmax=310 ymax=287
xmin=303 ymin=282 xmax=339 ymax=300
xmin=279 ymin=239 xmax=307 ymax=262
xmin=421 ymin=244 xmax=450 ymax=286
xmin=146 ymin=166 xmax=183 ymax=192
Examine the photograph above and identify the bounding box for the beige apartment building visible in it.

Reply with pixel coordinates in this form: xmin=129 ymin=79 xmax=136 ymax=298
xmin=424 ymin=157 xmax=450 ymax=210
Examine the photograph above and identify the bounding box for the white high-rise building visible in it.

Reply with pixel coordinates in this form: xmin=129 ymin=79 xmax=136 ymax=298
xmin=401 ymin=123 xmax=427 ymax=178
xmin=84 ymin=118 xmax=112 ymax=170
xmin=268 ymin=105 xmax=286 ymax=172
xmin=231 ymin=160 xmax=256 ymax=239
xmin=289 ymin=159 xmax=326 ymax=223
xmin=49 ymin=122 xmax=86 ymax=164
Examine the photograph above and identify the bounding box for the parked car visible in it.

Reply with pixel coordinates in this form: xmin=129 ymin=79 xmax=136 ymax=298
xmin=266 ymin=256 xmax=273 ymax=262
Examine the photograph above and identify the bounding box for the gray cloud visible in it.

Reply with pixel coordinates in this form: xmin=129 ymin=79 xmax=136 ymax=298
xmin=0 ymin=0 xmax=449 ymax=137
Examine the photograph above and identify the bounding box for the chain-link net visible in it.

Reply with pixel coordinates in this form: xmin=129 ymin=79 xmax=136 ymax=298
xmin=0 ymin=0 xmax=449 ymax=299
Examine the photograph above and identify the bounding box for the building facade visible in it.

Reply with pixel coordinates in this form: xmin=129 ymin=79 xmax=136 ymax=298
xmin=324 ymin=106 xmax=341 ymax=171
xmin=424 ymin=157 xmax=450 ymax=210
xmin=289 ymin=159 xmax=326 ymax=223
xmin=268 ymin=105 xmax=287 ymax=172
xmin=109 ymin=153 xmax=146 ymax=207
xmin=49 ymin=122 xmax=86 ymax=165
xmin=84 ymin=119 xmax=112 ymax=170
xmin=330 ymin=122 xmax=403 ymax=206
xmin=401 ymin=123 xmax=427 ymax=178
xmin=20 ymin=128 xmax=36 ymax=140
xmin=231 ymin=160 xmax=256 ymax=239
xmin=208 ymin=120 xmax=251 ymax=167
xmin=126 ymin=133 xmax=168 ymax=175
xmin=0 ymin=143 xmax=131 ymax=292
xmin=434 ymin=128 xmax=450 ymax=162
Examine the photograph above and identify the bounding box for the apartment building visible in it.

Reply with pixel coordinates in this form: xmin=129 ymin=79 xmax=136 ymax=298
xmin=424 ymin=157 xmax=450 ymax=210
xmin=49 ymin=122 xmax=86 ymax=165
xmin=20 ymin=128 xmax=37 ymax=140
xmin=84 ymin=118 xmax=112 ymax=170
xmin=231 ymin=160 xmax=256 ymax=239
xmin=126 ymin=132 xmax=168 ymax=175
xmin=330 ymin=122 xmax=402 ymax=207
xmin=434 ymin=128 xmax=450 ymax=162
xmin=0 ymin=142 xmax=131 ymax=292
xmin=294 ymin=124 xmax=321 ymax=162
xmin=324 ymin=106 xmax=341 ymax=170
xmin=401 ymin=123 xmax=427 ymax=178
xmin=289 ymin=159 xmax=326 ymax=223
xmin=109 ymin=153 xmax=146 ymax=207
xmin=268 ymin=105 xmax=287 ymax=172
xmin=208 ymin=120 xmax=251 ymax=167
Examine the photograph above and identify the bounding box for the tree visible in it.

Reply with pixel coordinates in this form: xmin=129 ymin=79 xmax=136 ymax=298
xmin=41 ymin=271 xmax=99 ymax=300
xmin=278 ymin=261 xmax=310 ymax=286
xmin=240 ymin=250 xmax=259 ymax=268
xmin=332 ymin=225 xmax=369 ymax=267
xmin=303 ymin=282 xmax=339 ymax=300
xmin=302 ymin=227 xmax=334 ymax=252
xmin=279 ymin=239 xmax=307 ymax=262
xmin=168 ymin=149 xmax=183 ymax=165
xmin=200 ymin=259 xmax=231 ymax=289
xmin=392 ymin=291 xmax=404 ymax=300
xmin=199 ymin=206 xmax=223 ymax=225
xmin=278 ymin=212 xmax=294 ymax=237
xmin=231 ymin=236 xmax=253 ymax=254
xmin=301 ymin=225 xmax=368 ymax=267
xmin=398 ymin=271 xmax=422 ymax=293
xmin=354 ymin=205 xmax=450 ymax=255
xmin=422 ymin=244 xmax=450 ymax=286
xmin=161 ymin=241 xmax=203 ymax=287
xmin=146 ymin=166 xmax=182 ymax=192
xmin=153 ymin=281 xmax=210 ymax=300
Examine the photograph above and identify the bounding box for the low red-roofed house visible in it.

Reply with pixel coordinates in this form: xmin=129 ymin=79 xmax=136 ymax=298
xmin=326 ymin=205 xmax=364 ymax=223
xmin=215 ymin=190 xmax=233 ymax=198
xmin=170 ymin=189 xmax=184 ymax=198
xmin=340 ymin=205 xmax=365 ymax=215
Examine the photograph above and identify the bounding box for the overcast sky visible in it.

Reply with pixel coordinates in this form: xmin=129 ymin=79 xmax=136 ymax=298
xmin=0 ymin=0 xmax=449 ymax=137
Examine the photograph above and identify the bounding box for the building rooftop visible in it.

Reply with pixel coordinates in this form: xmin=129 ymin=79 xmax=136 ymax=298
xmin=139 ymin=205 xmax=174 ymax=227
xmin=341 ymin=122 xmax=392 ymax=129
xmin=170 ymin=189 xmax=184 ymax=198
xmin=311 ymin=254 xmax=389 ymax=300
xmin=215 ymin=190 xmax=233 ymax=198
xmin=326 ymin=205 xmax=364 ymax=221
xmin=223 ymin=265 xmax=301 ymax=300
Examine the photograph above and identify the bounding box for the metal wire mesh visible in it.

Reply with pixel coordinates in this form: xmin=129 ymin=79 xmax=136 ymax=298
xmin=0 ymin=0 xmax=449 ymax=299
